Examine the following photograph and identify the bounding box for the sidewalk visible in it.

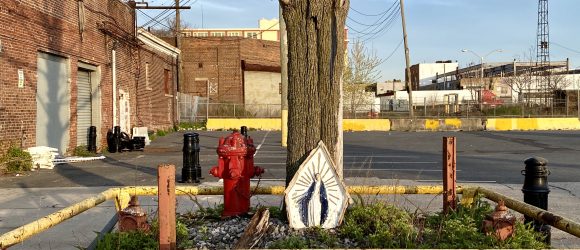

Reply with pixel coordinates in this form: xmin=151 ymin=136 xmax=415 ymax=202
xmin=1 ymin=179 xmax=579 ymax=249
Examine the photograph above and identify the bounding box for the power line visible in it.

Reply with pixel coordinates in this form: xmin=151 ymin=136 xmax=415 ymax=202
xmin=347 ymin=0 xmax=398 ymax=34
xmin=380 ymin=38 xmax=404 ymax=65
xmin=347 ymin=1 xmax=399 ymax=38
xmin=138 ymin=9 xmax=173 ymax=30
xmin=361 ymin=9 xmax=400 ymax=43
xmin=551 ymin=41 xmax=580 ymax=54
xmin=349 ymin=6 xmax=391 ymax=17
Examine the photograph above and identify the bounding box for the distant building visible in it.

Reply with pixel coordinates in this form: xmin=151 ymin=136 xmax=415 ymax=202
xmin=182 ymin=19 xmax=281 ymax=41
xmin=376 ymin=80 xmax=405 ymax=96
xmin=409 ymin=61 xmax=459 ymax=90
xmin=182 ymin=18 xmax=349 ymax=43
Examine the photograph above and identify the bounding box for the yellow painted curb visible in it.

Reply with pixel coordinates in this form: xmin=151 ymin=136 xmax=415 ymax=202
xmin=207 ymin=118 xmax=391 ymax=131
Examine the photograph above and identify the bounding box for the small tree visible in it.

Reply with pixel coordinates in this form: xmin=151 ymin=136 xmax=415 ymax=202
xmin=343 ymin=40 xmax=383 ymax=117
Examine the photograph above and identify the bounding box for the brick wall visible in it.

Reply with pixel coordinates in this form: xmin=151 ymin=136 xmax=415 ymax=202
xmin=178 ymin=37 xmax=280 ymax=104
xmin=0 ymin=0 xmax=176 ymax=155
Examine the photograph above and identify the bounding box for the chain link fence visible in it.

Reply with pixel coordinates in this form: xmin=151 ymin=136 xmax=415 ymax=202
xmin=178 ymin=93 xmax=580 ymax=122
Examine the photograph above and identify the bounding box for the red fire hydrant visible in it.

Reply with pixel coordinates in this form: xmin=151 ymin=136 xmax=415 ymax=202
xmin=210 ymin=131 xmax=264 ymax=217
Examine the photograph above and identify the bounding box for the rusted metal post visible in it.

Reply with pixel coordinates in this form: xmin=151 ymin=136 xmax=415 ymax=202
xmin=158 ymin=164 xmax=176 ymax=250
xmin=443 ymin=137 xmax=457 ymax=213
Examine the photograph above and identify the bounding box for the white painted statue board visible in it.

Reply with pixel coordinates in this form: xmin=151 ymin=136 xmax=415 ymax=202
xmin=285 ymin=141 xmax=349 ymax=229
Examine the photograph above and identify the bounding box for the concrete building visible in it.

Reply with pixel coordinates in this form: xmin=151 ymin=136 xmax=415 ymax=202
xmin=0 ymin=0 xmax=179 ymax=155
xmin=409 ymin=61 xmax=458 ymax=90
xmin=376 ymin=79 xmax=405 ymax=96
xmin=182 ymin=19 xmax=281 ymax=41
xmin=430 ymin=60 xmax=577 ymax=103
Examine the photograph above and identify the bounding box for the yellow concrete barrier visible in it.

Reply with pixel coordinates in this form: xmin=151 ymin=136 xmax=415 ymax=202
xmin=207 ymin=118 xmax=391 ymax=131
xmin=206 ymin=118 xmax=281 ymax=131
xmin=487 ymin=118 xmax=580 ymax=131
xmin=424 ymin=118 xmax=463 ymax=131
xmin=343 ymin=119 xmax=390 ymax=131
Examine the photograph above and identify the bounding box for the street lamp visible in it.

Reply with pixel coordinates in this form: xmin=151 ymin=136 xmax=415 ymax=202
xmin=461 ymin=49 xmax=503 ymax=107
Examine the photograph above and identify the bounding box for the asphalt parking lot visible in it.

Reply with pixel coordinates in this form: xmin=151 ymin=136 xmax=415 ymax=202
xmin=2 ymin=130 xmax=580 ymax=187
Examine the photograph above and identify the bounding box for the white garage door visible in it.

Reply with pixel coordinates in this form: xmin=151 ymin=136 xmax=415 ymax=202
xmin=77 ymin=69 xmax=92 ymax=146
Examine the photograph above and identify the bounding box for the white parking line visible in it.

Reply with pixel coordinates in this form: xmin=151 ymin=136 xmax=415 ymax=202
xmin=254 ymin=131 xmax=270 ymax=156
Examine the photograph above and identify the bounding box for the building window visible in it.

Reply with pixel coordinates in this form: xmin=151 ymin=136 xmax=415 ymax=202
xmin=245 ymin=32 xmax=258 ymax=39
xmin=227 ymin=32 xmax=240 ymax=37
xmin=164 ymin=69 xmax=170 ymax=95
xmin=193 ymin=32 xmax=208 ymax=37
xmin=182 ymin=32 xmax=191 ymax=37
xmin=210 ymin=32 xmax=225 ymax=37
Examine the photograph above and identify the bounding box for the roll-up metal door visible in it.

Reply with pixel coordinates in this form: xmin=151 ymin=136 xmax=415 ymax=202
xmin=77 ymin=69 xmax=92 ymax=146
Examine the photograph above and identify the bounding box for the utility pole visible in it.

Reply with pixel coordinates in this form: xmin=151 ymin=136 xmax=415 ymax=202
xmin=400 ymin=0 xmax=414 ymax=118
xmin=175 ymin=0 xmax=183 ymax=127
xmin=280 ymin=6 xmax=288 ymax=147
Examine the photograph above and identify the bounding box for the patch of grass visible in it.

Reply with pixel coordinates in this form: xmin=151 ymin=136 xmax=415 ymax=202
xmin=269 ymin=235 xmax=309 ymax=249
xmin=0 ymin=146 xmax=32 ymax=173
xmin=420 ymin=198 xmax=548 ymax=249
xmin=156 ymin=130 xmax=167 ymax=137
xmin=268 ymin=206 xmax=285 ymax=220
xmin=73 ymin=145 xmax=97 ymax=157
xmin=340 ymin=202 xmax=418 ymax=248
xmin=179 ymin=121 xmax=206 ymax=131
xmin=95 ymin=230 xmax=157 ymax=250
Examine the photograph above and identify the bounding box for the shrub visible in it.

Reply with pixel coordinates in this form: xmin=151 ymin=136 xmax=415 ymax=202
xmin=340 ymin=203 xmax=418 ymax=248
xmin=73 ymin=145 xmax=97 ymax=157
xmin=0 ymin=146 xmax=33 ymax=173
xmin=156 ymin=130 xmax=167 ymax=137
xmin=95 ymin=230 xmax=157 ymax=250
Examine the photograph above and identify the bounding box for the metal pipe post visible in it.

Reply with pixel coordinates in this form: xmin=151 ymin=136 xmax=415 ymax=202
xmin=522 ymin=157 xmax=551 ymax=244
xmin=182 ymin=133 xmax=200 ymax=183
xmin=158 ymin=164 xmax=176 ymax=250
xmin=443 ymin=137 xmax=457 ymax=213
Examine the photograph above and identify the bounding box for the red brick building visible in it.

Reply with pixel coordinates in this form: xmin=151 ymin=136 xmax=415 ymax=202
xmin=0 ymin=0 xmax=178 ymax=154
xmin=178 ymin=37 xmax=280 ymax=104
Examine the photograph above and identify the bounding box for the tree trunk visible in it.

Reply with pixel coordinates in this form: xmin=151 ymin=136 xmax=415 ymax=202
xmin=281 ymin=0 xmax=349 ymax=185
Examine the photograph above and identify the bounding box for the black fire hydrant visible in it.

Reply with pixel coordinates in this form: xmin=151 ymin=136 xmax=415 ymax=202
xmin=522 ymin=157 xmax=551 ymax=244
xmin=182 ymin=133 xmax=201 ymax=183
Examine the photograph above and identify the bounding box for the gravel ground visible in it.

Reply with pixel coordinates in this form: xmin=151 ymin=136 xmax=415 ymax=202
xmin=182 ymin=215 xmax=356 ymax=249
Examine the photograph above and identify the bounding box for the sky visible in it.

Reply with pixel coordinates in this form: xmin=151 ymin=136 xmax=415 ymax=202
xmin=137 ymin=0 xmax=580 ymax=82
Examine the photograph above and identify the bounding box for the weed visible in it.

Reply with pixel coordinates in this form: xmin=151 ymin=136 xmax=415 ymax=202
xmin=269 ymin=235 xmax=309 ymax=249
xmin=156 ymin=130 xmax=167 ymax=137
xmin=340 ymin=203 xmax=417 ymax=248
xmin=268 ymin=206 xmax=285 ymax=220
xmin=73 ymin=145 xmax=97 ymax=157
xmin=0 ymin=146 xmax=32 ymax=173
xmin=95 ymin=230 xmax=157 ymax=250
xmin=179 ymin=121 xmax=207 ymax=130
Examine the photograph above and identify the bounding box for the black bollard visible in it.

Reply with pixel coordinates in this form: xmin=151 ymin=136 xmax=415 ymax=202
xmin=88 ymin=126 xmax=97 ymax=153
xmin=113 ymin=126 xmax=121 ymax=153
xmin=182 ymin=133 xmax=200 ymax=183
xmin=522 ymin=157 xmax=551 ymax=244
xmin=106 ymin=129 xmax=117 ymax=153
xmin=240 ymin=126 xmax=248 ymax=138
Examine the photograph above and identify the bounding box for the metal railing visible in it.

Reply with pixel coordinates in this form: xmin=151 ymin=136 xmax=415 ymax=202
xmin=2 ymin=184 xmax=579 ymax=248
xmin=177 ymin=93 xmax=580 ymax=121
